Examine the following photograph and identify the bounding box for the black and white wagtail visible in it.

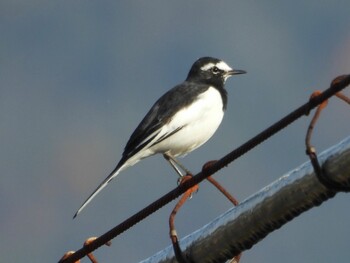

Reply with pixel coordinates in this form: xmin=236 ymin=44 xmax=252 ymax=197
xmin=74 ymin=57 xmax=246 ymax=218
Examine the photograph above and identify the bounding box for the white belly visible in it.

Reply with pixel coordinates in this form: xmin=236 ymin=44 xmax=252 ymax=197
xmin=150 ymin=87 xmax=225 ymax=156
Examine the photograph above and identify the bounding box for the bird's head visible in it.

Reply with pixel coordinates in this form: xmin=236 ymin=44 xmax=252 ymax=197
xmin=186 ymin=57 xmax=246 ymax=85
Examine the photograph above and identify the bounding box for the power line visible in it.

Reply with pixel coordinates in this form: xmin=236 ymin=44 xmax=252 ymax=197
xmin=139 ymin=136 xmax=350 ymax=263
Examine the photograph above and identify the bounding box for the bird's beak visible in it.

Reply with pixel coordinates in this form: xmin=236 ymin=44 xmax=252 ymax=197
xmin=227 ymin=69 xmax=247 ymax=76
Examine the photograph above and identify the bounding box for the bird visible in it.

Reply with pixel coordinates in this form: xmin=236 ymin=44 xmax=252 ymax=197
xmin=74 ymin=57 xmax=246 ymax=218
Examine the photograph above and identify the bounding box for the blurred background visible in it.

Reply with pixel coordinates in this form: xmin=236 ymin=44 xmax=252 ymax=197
xmin=1 ymin=1 xmax=349 ymax=262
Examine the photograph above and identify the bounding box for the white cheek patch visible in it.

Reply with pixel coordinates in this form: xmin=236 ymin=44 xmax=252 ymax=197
xmin=200 ymin=63 xmax=215 ymax=71
xmin=216 ymin=61 xmax=233 ymax=71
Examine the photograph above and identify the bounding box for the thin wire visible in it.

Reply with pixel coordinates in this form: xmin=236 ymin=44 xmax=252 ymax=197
xmin=59 ymin=74 xmax=350 ymax=263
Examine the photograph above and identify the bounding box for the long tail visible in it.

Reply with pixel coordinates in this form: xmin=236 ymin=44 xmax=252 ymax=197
xmin=73 ymin=160 xmax=126 ymax=218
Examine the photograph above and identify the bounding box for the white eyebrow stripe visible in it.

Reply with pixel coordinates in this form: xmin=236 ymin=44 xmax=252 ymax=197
xmin=216 ymin=61 xmax=233 ymax=71
xmin=200 ymin=63 xmax=215 ymax=71
xmin=200 ymin=61 xmax=233 ymax=72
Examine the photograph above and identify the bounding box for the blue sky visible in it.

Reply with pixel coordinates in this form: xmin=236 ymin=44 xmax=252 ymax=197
xmin=1 ymin=1 xmax=350 ymax=262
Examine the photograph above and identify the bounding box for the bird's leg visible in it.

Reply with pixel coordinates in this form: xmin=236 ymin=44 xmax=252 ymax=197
xmin=163 ymin=153 xmax=192 ymax=178
xmin=164 ymin=155 xmax=184 ymax=177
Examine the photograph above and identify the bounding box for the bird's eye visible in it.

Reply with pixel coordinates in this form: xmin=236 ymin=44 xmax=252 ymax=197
xmin=212 ymin=66 xmax=219 ymax=74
